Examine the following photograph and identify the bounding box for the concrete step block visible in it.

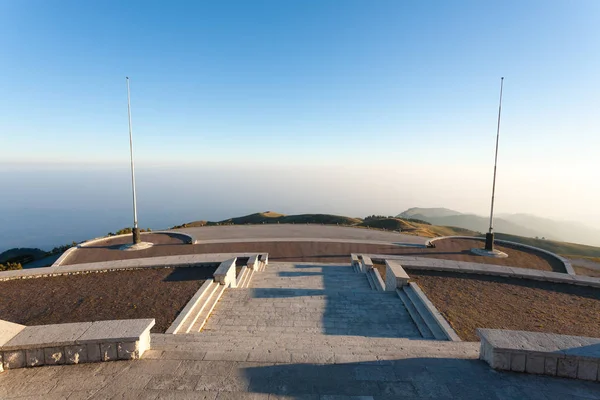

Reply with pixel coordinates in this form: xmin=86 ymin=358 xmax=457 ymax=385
xmin=403 ymin=286 xmax=448 ymax=341
xmin=396 ymin=289 xmax=434 ymax=339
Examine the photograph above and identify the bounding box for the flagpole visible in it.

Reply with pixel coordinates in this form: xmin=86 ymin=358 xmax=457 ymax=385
xmin=485 ymin=77 xmax=504 ymax=251
xmin=126 ymin=77 xmax=141 ymax=244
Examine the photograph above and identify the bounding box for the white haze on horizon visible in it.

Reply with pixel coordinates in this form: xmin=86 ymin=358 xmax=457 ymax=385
xmin=0 ymin=161 xmax=598 ymax=252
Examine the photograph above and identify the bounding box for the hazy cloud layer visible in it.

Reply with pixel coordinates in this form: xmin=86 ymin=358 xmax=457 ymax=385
xmin=1 ymin=162 xmax=597 ymax=252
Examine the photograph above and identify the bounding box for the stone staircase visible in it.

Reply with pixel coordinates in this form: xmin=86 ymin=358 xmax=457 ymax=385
xmin=154 ymin=262 xmax=478 ymax=362
xmin=353 ymin=259 xmax=453 ymax=341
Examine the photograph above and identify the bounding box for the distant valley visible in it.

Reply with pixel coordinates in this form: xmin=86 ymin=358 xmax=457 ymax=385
xmin=397 ymin=207 xmax=600 ymax=247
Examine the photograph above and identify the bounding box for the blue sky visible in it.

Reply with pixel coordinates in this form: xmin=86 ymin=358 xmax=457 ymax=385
xmin=1 ymin=1 xmax=599 ymax=246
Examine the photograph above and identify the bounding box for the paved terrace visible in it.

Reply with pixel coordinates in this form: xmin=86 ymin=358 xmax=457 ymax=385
xmin=178 ymin=224 xmax=428 ymax=245
xmin=2 ymin=262 xmax=599 ymax=399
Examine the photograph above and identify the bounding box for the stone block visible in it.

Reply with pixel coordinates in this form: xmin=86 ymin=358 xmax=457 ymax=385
xmin=260 ymin=253 xmax=268 ymax=265
xmin=247 ymin=255 xmax=259 ymax=270
xmin=510 ymin=353 xmax=526 ymax=372
xmin=577 ymin=360 xmax=599 ymax=381
xmin=138 ymin=330 xmax=151 ymax=357
xmin=385 ymin=260 xmax=410 ymax=291
xmin=77 ymin=319 xmax=154 ymax=344
xmin=557 ymin=358 xmax=578 ymax=378
xmin=544 ymin=356 xmax=558 ymax=376
xmin=2 ymin=322 xmax=92 ymax=350
xmin=65 ymin=344 xmax=87 ymax=364
xmin=118 ymin=341 xmax=140 ymax=360
xmin=25 ymin=348 xmax=45 ymax=367
xmin=491 ymin=350 xmax=510 ymax=370
xmin=525 ymin=354 xmax=545 ymax=374
xmin=3 ymin=350 xmax=25 ymax=369
xmin=0 ymin=319 xmax=26 ymax=347
xmin=87 ymin=343 xmax=102 ymax=362
xmin=44 ymin=347 xmax=65 ymax=365
xmin=361 ymin=256 xmax=373 ymax=273
xmin=101 ymin=342 xmax=118 ymax=361
xmin=214 ymin=258 xmax=237 ymax=287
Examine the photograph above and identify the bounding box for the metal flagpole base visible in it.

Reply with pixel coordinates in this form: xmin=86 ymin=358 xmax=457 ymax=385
xmin=470 ymin=247 xmax=508 ymax=258
xmin=471 ymin=232 xmax=508 ymax=258
xmin=484 ymin=232 xmax=494 ymax=251
xmin=132 ymin=227 xmax=141 ymax=244
xmin=119 ymin=242 xmax=154 ymax=251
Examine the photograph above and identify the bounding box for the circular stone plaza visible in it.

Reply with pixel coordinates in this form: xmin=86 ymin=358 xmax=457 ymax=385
xmin=1 ymin=224 xmax=599 ymax=399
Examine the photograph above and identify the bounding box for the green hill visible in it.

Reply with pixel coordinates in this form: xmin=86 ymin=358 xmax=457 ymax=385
xmin=399 ymin=207 xmax=462 ymax=218
xmin=175 ymin=212 xmax=361 ymax=228
xmin=360 ymin=217 xmax=479 ymax=238
xmin=0 ymin=248 xmax=47 ymax=264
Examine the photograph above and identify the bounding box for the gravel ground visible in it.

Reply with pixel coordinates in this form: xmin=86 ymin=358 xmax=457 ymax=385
xmin=0 ymin=267 xmax=214 ymax=333
xmin=407 ymin=269 xmax=600 ymax=341
xmin=574 ymin=265 xmax=600 ymax=277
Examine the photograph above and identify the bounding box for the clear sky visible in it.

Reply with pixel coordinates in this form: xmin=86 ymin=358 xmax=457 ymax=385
xmin=1 ymin=1 xmax=599 ymax=249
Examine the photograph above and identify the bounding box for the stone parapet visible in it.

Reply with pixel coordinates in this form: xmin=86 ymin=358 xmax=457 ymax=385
xmin=1 ymin=319 xmax=154 ymax=372
xmin=214 ymin=258 xmax=238 ymax=287
xmin=478 ymin=328 xmax=600 ymax=381
xmin=384 ymin=260 xmax=410 ymax=290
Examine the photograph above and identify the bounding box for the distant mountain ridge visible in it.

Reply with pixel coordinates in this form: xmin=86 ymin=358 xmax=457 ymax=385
xmin=400 ymin=207 xmax=463 ymax=218
xmin=397 ymin=207 xmax=600 ymax=247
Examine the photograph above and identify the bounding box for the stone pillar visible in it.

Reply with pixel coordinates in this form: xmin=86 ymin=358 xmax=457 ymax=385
xmin=485 ymin=232 xmax=494 ymax=251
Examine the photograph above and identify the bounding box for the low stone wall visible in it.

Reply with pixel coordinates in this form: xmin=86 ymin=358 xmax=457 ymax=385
xmin=359 ymin=254 xmax=600 ymax=289
xmin=0 ymin=253 xmax=263 ymax=282
xmin=1 ymin=319 xmax=154 ymax=372
xmin=478 ymin=328 xmax=600 ymax=381
xmin=426 ymin=236 xmax=575 ymax=275
xmin=51 ymin=231 xmax=196 ymax=267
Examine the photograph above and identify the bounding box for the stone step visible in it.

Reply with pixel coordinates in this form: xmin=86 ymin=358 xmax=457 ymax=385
xmin=152 ymin=333 xmax=474 ymax=347
xmin=236 ymin=266 xmax=248 ymax=288
xmin=245 ymin=268 xmax=255 ymax=287
xmin=149 ymin=333 xmax=480 ymax=361
xmin=365 ymin=271 xmax=376 ymax=291
xmin=189 ymin=284 xmax=227 ymax=332
xmin=396 ymin=288 xmax=434 ymax=339
xmin=176 ymin=281 xmax=220 ymax=334
xmin=236 ymin=266 xmax=254 ymax=288
xmin=402 ymin=285 xmax=447 ymax=340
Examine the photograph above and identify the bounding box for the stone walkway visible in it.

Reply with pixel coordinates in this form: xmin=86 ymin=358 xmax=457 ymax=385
xmin=203 ymin=262 xmax=422 ymax=339
xmin=1 ymin=263 xmax=599 ymax=399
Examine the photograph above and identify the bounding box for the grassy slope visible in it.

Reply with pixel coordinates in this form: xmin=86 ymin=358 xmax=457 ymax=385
xmin=360 ymin=217 xmax=480 ymax=238
xmin=222 ymin=212 xmax=361 ymax=226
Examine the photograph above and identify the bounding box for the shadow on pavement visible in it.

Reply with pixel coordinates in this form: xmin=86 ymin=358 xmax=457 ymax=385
xmin=242 ymin=357 xmax=598 ymax=399
xmin=249 ymin=264 xmax=422 ymax=338
xmin=162 ymin=266 xmax=216 ymax=282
